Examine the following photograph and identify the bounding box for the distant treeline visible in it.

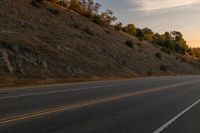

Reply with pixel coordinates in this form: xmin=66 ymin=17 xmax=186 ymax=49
xmin=34 ymin=0 xmax=200 ymax=58
xmin=114 ymin=23 xmax=190 ymax=55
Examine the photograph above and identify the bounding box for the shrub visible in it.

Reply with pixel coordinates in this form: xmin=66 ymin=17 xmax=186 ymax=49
xmin=83 ymin=27 xmax=94 ymax=36
xmin=48 ymin=8 xmax=60 ymax=15
xmin=105 ymin=30 xmax=110 ymax=34
xmin=142 ymin=27 xmax=154 ymax=42
xmin=114 ymin=22 xmax=122 ymax=31
xmin=125 ymin=40 xmax=134 ymax=48
xmin=92 ymin=14 xmax=102 ymax=25
xmin=137 ymin=43 xmax=142 ymax=46
xmin=160 ymin=65 xmax=167 ymax=72
xmin=31 ymin=0 xmax=43 ymax=8
xmin=155 ymin=53 xmax=162 ymax=59
xmin=72 ymin=23 xmax=79 ymax=29
xmin=92 ymin=10 xmax=117 ymax=26
xmin=153 ymin=31 xmax=189 ymax=55
xmin=122 ymin=24 xmax=136 ymax=35
xmin=122 ymin=60 xmax=126 ymax=66
xmin=147 ymin=71 xmax=153 ymax=76
xmin=160 ymin=47 xmax=171 ymax=55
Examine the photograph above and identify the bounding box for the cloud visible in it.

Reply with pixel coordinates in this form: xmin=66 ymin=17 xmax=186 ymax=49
xmin=134 ymin=0 xmax=200 ymax=11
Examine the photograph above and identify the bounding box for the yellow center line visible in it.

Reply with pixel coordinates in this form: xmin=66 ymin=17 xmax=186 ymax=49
xmin=0 ymin=79 xmax=200 ymax=125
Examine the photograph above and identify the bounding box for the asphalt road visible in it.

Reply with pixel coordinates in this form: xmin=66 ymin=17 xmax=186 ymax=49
xmin=1 ymin=76 xmax=200 ymax=133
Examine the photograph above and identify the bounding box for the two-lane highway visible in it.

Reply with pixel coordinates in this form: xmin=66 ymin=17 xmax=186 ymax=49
xmin=1 ymin=76 xmax=200 ymax=133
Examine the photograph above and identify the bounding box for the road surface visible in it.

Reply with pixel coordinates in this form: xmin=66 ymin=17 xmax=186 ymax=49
xmin=1 ymin=76 xmax=200 ymax=133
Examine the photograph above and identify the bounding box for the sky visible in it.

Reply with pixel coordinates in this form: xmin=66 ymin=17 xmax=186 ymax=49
xmin=95 ymin=0 xmax=200 ymax=47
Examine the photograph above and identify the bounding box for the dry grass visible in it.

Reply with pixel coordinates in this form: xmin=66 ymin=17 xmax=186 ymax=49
xmin=0 ymin=0 xmax=200 ymax=88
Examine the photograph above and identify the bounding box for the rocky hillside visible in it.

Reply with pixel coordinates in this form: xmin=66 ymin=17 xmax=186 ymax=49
xmin=0 ymin=0 xmax=200 ymax=87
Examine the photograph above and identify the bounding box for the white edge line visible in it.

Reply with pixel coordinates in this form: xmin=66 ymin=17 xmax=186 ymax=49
xmin=153 ymin=98 xmax=200 ymax=133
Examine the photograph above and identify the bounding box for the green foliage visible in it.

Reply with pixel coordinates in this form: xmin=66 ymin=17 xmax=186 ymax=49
xmin=92 ymin=14 xmax=102 ymax=25
xmin=69 ymin=0 xmax=82 ymax=13
xmin=125 ymin=40 xmax=134 ymax=48
xmin=92 ymin=10 xmax=117 ymax=26
xmin=136 ymin=28 xmax=144 ymax=40
xmin=142 ymin=27 xmax=154 ymax=42
xmin=46 ymin=0 xmax=198 ymax=58
xmin=155 ymin=53 xmax=162 ymax=59
xmin=153 ymin=31 xmax=189 ymax=55
xmin=47 ymin=0 xmax=117 ymax=26
xmin=122 ymin=24 xmax=136 ymax=35
xmin=114 ymin=22 xmax=122 ymax=31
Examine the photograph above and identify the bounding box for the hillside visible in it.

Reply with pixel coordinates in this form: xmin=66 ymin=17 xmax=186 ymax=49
xmin=0 ymin=0 xmax=200 ymax=87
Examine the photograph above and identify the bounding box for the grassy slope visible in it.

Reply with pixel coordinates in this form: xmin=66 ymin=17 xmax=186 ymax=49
xmin=0 ymin=0 xmax=200 ymax=87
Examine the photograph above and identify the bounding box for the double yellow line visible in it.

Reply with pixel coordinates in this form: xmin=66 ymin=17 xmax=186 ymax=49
xmin=0 ymin=79 xmax=200 ymax=125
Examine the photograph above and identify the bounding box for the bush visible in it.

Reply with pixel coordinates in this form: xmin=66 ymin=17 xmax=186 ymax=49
xmin=92 ymin=10 xmax=117 ymax=26
xmin=72 ymin=23 xmax=79 ymax=29
xmin=125 ymin=40 xmax=134 ymax=48
xmin=155 ymin=53 xmax=162 ymax=59
xmin=160 ymin=65 xmax=167 ymax=72
xmin=92 ymin=14 xmax=102 ymax=25
xmin=137 ymin=43 xmax=142 ymax=46
xmin=160 ymin=47 xmax=171 ymax=55
xmin=122 ymin=24 xmax=136 ymax=35
xmin=83 ymin=27 xmax=94 ymax=36
xmin=122 ymin=60 xmax=126 ymax=66
xmin=31 ymin=0 xmax=43 ymax=8
xmin=105 ymin=30 xmax=110 ymax=34
xmin=147 ymin=71 xmax=153 ymax=76
xmin=114 ymin=22 xmax=122 ymax=31
xmin=48 ymin=8 xmax=60 ymax=15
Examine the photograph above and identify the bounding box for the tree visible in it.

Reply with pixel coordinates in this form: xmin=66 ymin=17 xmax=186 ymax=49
xmin=69 ymin=0 xmax=82 ymax=13
xmin=153 ymin=31 xmax=189 ymax=55
xmin=136 ymin=28 xmax=144 ymax=40
xmin=122 ymin=24 xmax=136 ymax=35
xmin=170 ymin=31 xmax=188 ymax=54
xmin=93 ymin=10 xmax=117 ymax=26
xmin=114 ymin=22 xmax=122 ymax=31
xmin=142 ymin=27 xmax=154 ymax=42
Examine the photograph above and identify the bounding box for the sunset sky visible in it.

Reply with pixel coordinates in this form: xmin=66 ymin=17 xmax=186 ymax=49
xmin=96 ymin=0 xmax=200 ymax=47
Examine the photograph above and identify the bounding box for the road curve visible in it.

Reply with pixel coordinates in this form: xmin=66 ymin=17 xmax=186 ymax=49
xmin=0 ymin=76 xmax=200 ymax=133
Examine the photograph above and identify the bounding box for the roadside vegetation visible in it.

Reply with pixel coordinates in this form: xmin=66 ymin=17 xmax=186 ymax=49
xmin=1 ymin=0 xmax=200 ymax=87
xmin=41 ymin=0 xmax=200 ymax=59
